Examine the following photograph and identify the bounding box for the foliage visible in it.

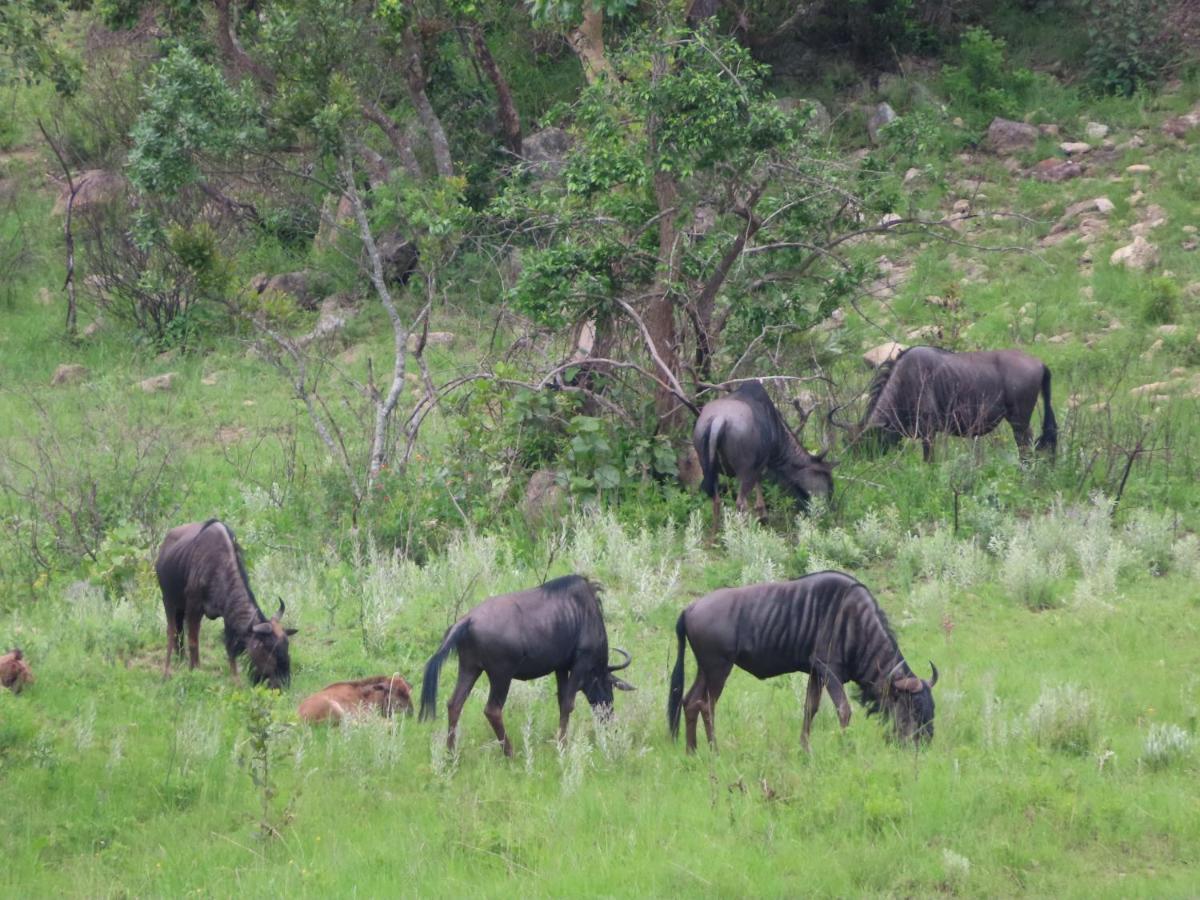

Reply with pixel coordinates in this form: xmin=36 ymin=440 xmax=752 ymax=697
xmin=232 ymin=687 xmax=296 ymax=839
xmin=1080 ymin=0 xmax=1174 ymax=96
xmin=0 ymin=0 xmax=80 ymax=95
xmin=126 ymin=47 xmax=263 ymax=195
xmin=941 ymin=27 xmax=1035 ymax=129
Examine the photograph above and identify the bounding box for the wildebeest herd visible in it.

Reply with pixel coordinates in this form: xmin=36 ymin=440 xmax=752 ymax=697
xmin=5 ymin=346 xmax=1063 ymax=756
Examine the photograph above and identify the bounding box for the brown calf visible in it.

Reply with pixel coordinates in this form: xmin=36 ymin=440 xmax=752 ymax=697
xmin=0 ymin=648 xmax=34 ymax=693
xmin=297 ymin=675 xmax=413 ymax=724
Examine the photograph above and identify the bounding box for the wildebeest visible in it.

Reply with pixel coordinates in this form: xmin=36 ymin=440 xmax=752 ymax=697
xmin=831 ymin=346 xmax=1057 ymax=461
xmin=298 ymin=674 xmax=413 ymax=724
xmin=668 ymin=571 xmax=937 ymax=752
xmin=0 ymin=648 xmax=34 ymax=693
xmin=693 ymin=381 xmax=835 ymax=525
xmin=419 ymin=575 xmax=634 ymax=757
xmin=155 ymin=519 xmax=297 ymax=689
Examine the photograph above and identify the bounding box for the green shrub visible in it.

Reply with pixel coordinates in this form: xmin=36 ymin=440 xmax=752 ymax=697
xmin=942 ymin=27 xmax=1035 ymax=129
xmin=1081 ymin=0 xmax=1174 ymax=96
xmin=1140 ymin=276 xmax=1179 ymax=325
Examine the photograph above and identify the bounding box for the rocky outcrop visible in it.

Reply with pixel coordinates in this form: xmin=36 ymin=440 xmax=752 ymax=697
xmin=986 ymin=118 xmax=1038 ymax=153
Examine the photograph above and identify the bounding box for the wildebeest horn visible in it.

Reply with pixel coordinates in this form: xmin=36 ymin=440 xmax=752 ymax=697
xmin=275 ymin=598 xmax=285 ymax=620
xmin=608 ymin=647 xmax=631 ymax=672
xmin=826 ymin=403 xmax=851 ymax=431
xmin=251 ymin=622 xmax=274 ymax=635
xmin=928 ymin=660 xmax=939 ymax=687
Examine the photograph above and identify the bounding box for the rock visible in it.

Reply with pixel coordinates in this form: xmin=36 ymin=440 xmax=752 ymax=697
xmin=903 ymin=167 xmax=921 ymax=184
xmin=1161 ymin=112 xmax=1200 ymax=139
xmin=1184 ymin=225 xmax=1198 ymax=234
xmin=1157 ymin=324 xmax=1180 ymax=336
xmin=138 ymin=373 xmax=177 ymax=392
xmin=377 ymin=233 xmax=420 ymax=288
xmin=1129 ymin=190 xmax=1145 ymax=206
xmin=987 ymin=117 xmax=1039 ymax=153
xmin=952 ymin=116 xmax=964 ymax=128
xmin=1142 ymin=339 xmax=1164 ymax=359
xmin=201 ymin=372 xmax=220 ymax=386
xmin=406 ymin=331 xmax=455 ymax=352
xmin=1038 ymin=123 xmax=1060 ymax=137
xmin=1060 ymin=141 xmax=1091 ymax=155
xmin=1047 ymin=332 xmax=1072 ymax=344
xmin=51 ymin=363 xmax=88 ymax=386
xmin=81 ymin=320 xmax=103 ymax=339
xmin=878 ymin=212 xmax=903 ymax=227
xmin=952 ymin=199 xmax=970 ymax=215
xmin=1117 ymin=134 xmax=1145 ymax=151
xmin=1130 ymin=380 xmax=1180 ymax=397
xmin=907 ymin=325 xmax=942 ymax=341
xmin=1126 ymin=164 xmax=1152 ymax=174
xmin=296 ymin=295 xmax=358 ymax=348
xmin=52 ymin=169 xmax=126 ymax=216
xmin=863 ymin=342 xmax=906 ymax=368
xmin=1085 ymin=122 xmax=1109 ymax=140
xmin=1110 ymin=236 xmax=1159 ymax=270
xmin=867 ymin=103 xmax=897 ymax=145
xmin=314 ymin=193 xmax=354 ymax=250
xmin=256 ymin=270 xmax=323 ymax=310
xmin=926 ymin=294 xmax=959 ymax=310
xmin=216 ymin=426 xmax=247 ymax=446
xmin=1050 ymin=197 xmax=1114 ymax=234
xmin=1030 ymin=158 xmax=1082 ymax=182
xmin=521 ymin=469 xmax=567 ymax=528
xmin=778 ymin=97 xmax=831 ymax=133
xmin=677 ymin=446 xmax=703 ymax=489
xmin=521 ymin=127 xmax=573 ymax=180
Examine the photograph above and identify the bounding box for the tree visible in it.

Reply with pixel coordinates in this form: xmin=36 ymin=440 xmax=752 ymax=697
xmin=498 ymin=19 xmax=887 ymax=433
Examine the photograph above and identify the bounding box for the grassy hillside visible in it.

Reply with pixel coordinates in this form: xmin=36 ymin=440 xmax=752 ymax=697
xmin=3 ymin=33 xmax=1200 ymax=897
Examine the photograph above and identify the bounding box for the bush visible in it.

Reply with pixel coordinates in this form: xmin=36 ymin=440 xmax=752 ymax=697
xmin=941 ymin=27 xmax=1035 ymax=129
xmin=1141 ymin=723 xmax=1193 ymax=770
xmin=1028 ymin=683 xmax=1099 ymax=754
xmin=1139 ymin=277 xmax=1179 ymax=325
xmin=1081 ymin=0 xmax=1175 ymax=96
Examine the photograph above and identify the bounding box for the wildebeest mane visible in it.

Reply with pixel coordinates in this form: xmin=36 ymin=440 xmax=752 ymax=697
xmin=201 ymin=518 xmax=258 ymax=608
xmin=541 ymin=574 xmax=605 ymax=610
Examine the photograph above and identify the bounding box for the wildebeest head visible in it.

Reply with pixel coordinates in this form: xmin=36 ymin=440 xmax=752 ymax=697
xmin=370 ymin=675 xmax=414 ymax=716
xmin=581 ymin=647 xmax=636 ymax=713
xmin=777 ymin=448 xmax=836 ymax=505
xmin=0 ymin=648 xmax=34 ymax=694
xmin=246 ymin=600 xmax=298 ymax=689
xmin=878 ymin=661 xmax=938 ymax=745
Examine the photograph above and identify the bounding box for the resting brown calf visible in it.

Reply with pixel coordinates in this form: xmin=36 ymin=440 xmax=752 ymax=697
xmin=297 ymin=675 xmax=413 ymax=724
xmin=1 ymin=648 xmax=34 ymax=693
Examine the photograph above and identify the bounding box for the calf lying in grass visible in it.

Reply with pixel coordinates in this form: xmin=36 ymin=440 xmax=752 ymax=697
xmin=1 ymin=648 xmax=34 ymax=693
xmin=298 ymin=675 xmax=413 ymax=724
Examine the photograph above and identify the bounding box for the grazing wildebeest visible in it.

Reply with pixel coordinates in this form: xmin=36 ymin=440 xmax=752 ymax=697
xmin=0 ymin=648 xmax=34 ymax=693
xmin=156 ymin=519 xmax=297 ymax=689
xmin=832 ymin=346 xmax=1057 ymax=462
xmin=693 ymin=381 xmax=835 ymax=525
xmin=668 ymin=571 xmax=937 ymax=752
xmin=298 ymin=674 xmax=413 ymax=724
xmin=419 ymin=575 xmax=634 ymax=757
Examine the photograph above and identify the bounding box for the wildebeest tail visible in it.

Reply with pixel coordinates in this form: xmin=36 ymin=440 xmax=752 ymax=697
xmin=667 ymin=611 xmax=688 ymax=740
xmin=697 ymin=417 xmax=724 ymax=498
xmin=1035 ymin=366 xmax=1058 ymax=454
xmin=419 ymin=620 xmax=468 ymax=722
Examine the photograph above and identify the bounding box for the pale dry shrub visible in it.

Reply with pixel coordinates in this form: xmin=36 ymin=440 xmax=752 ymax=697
xmin=1141 ymin=723 xmax=1192 ymax=771
xmin=1028 ymin=683 xmax=1099 ymax=755
xmin=1172 ymin=533 xmax=1200 ymax=580
xmin=721 ymin=512 xmax=789 ymax=584
xmin=853 ymin=506 xmax=903 ymax=561
xmin=1121 ymin=508 xmax=1176 ymax=576
xmin=994 ymin=524 xmax=1067 ymax=610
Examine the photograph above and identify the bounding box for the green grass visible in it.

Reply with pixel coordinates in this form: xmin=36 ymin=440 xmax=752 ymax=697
xmin=3 ymin=45 xmax=1200 ymax=899
xmin=2 ymin=512 xmax=1200 ymax=896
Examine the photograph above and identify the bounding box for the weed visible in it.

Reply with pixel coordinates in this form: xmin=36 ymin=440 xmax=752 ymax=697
xmin=1141 ymin=723 xmax=1192 ymax=771
xmin=1028 ymin=684 xmax=1099 ymax=755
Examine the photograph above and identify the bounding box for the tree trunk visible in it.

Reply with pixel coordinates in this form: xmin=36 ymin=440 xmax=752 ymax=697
xmin=646 ymin=51 xmax=684 ymax=430
xmin=468 ymin=25 xmax=522 ymax=156
xmin=568 ymin=5 xmax=613 ymax=85
xmin=213 ymin=0 xmax=277 ymax=90
xmin=402 ymin=27 xmax=454 ymax=178
xmin=360 ymin=100 xmax=423 ymax=178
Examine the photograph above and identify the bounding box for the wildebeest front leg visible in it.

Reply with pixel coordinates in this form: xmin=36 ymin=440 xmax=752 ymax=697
xmin=801 ymin=672 xmax=823 ymax=753
xmin=163 ymin=609 xmax=183 ymax=677
xmin=483 ymin=676 xmax=514 ymax=757
xmin=185 ymin=611 xmax=203 ymax=670
xmin=555 ymin=669 xmax=575 ymax=745
xmin=446 ymin=663 xmax=482 ymax=751
xmin=922 ymin=438 xmax=934 ymax=463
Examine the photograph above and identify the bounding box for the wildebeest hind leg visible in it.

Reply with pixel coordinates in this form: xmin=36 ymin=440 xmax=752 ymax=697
xmin=163 ymin=612 xmax=183 ymax=677
xmin=1011 ymin=421 xmax=1033 ymax=460
xmin=683 ymin=671 xmax=708 ymax=753
xmin=699 ymin=666 xmax=731 ymax=752
xmin=753 ymin=484 xmax=767 ymax=523
xmin=446 ymin=664 xmax=481 ymax=751
xmin=483 ymin=676 xmax=514 ymax=757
